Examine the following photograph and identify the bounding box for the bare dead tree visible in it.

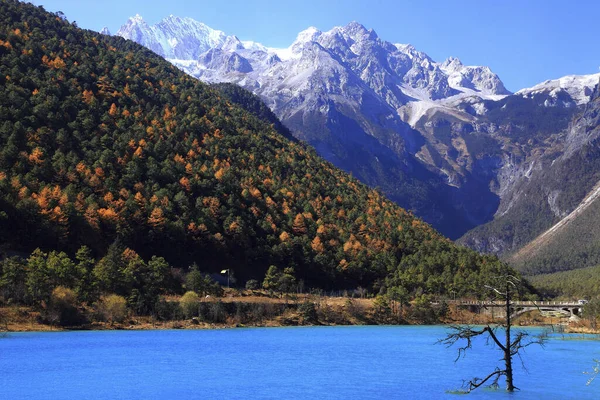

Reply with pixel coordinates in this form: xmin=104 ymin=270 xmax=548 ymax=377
xmin=439 ymin=274 xmax=546 ymax=392
xmin=585 ymin=359 xmax=599 ymax=386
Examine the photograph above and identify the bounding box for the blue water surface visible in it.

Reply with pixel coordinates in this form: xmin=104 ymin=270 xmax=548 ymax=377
xmin=0 ymin=325 xmax=598 ymax=399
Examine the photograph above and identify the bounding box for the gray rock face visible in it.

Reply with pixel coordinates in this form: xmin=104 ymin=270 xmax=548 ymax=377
xmin=459 ymin=82 xmax=600 ymax=258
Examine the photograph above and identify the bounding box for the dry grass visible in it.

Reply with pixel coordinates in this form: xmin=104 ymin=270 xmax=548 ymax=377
xmin=0 ymin=306 xmax=55 ymax=332
xmin=3 ymin=294 xmax=583 ymax=333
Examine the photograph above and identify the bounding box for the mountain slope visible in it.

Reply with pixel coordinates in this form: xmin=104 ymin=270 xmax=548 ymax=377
xmin=0 ymin=0 xmax=515 ymax=296
xmin=509 ymin=180 xmax=600 ymax=275
xmin=460 ymin=80 xmax=600 ymax=271
xmin=112 ymin=16 xmax=517 ymax=239
xmin=110 ymin=13 xmax=600 ymax=266
xmin=529 ymin=264 xmax=600 ymax=299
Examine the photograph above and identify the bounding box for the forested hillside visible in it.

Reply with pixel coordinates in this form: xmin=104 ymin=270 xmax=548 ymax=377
xmin=529 ymin=265 xmax=600 ymax=299
xmin=0 ymin=0 xmax=517 ymax=301
xmin=509 ymin=180 xmax=600 ymax=275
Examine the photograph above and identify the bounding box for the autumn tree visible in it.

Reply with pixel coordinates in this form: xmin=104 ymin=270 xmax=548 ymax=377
xmin=99 ymin=294 xmax=127 ymax=324
xmin=47 ymin=286 xmax=80 ymax=326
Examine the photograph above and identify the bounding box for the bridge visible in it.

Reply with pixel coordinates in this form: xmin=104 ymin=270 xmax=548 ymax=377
xmin=446 ymin=300 xmax=585 ymax=319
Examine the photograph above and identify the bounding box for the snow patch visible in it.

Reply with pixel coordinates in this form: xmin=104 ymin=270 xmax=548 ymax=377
xmin=516 ymin=73 xmax=600 ymax=105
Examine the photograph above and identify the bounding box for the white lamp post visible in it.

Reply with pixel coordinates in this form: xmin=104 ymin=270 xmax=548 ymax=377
xmin=220 ymin=269 xmax=230 ymax=288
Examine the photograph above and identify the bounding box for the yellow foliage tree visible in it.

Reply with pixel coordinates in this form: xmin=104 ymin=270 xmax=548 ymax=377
xmin=148 ymin=207 xmax=165 ymax=228
xmin=311 ymin=236 xmax=325 ymax=253
xmin=279 ymin=231 xmax=290 ymax=242
xmin=292 ymin=213 xmax=307 ymax=235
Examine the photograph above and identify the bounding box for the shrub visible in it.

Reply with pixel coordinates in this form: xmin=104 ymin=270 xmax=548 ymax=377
xmin=208 ymin=301 xmax=227 ymax=323
xmin=179 ymin=291 xmax=200 ymax=318
xmin=100 ymin=294 xmax=127 ymax=323
xmin=155 ymin=298 xmax=183 ymax=321
xmin=245 ymin=279 xmax=259 ymax=291
xmin=299 ymin=301 xmax=318 ymax=324
xmin=344 ymin=298 xmax=365 ymax=321
xmin=48 ymin=286 xmax=81 ymax=326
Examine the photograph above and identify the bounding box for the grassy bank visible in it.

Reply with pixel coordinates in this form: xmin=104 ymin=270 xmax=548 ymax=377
xmin=2 ymin=290 xmax=593 ymax=333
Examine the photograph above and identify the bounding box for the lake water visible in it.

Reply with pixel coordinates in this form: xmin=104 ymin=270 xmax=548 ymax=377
xmin=0 ymin=326 xmax=598 ymax=399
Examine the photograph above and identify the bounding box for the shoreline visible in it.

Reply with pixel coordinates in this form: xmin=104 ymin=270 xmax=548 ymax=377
xmin=3 ymin=322 xmax=599 ymax=335
xmin=2 ymin=302 xmax=597 ymax=335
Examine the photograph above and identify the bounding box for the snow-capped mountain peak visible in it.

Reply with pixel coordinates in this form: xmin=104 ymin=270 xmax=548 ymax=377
xmin=221 ymin=35 xmax=244 ymax=52
xmin=131 ymin=14 xmax=144 ymax=23
xmin=116 ymin=15 xmax=227 ymax=60
xmin=441 ymin=56 xmax=463 ymax=71
xmin=516 ymin=73 xmax=600 ymax=106
xmin=340 ymin=21 xmax=375 ymax=40
xmin=295 ymin=26 xmax=321 ymax=44
xmin=114 ymin=15 xmax=513 ymax=127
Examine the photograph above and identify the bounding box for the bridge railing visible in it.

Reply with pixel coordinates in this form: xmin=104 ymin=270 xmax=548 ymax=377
xmin=444 ymin=300 xmax=581 ymax=307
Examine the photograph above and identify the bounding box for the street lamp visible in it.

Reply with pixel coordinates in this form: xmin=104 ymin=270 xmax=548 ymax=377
xmin=220 ymin=269 xmax=230 ymax=288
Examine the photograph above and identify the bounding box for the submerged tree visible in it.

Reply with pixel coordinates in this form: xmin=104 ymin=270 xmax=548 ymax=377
xmin=440 ymin=275 xmax=545 ymax=392
xmin=585 ymin=359 xmax=599 ymax=386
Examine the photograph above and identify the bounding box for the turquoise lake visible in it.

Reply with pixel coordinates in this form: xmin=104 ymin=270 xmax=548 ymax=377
xmin=1 ymin=326 xmax=598 ymax=399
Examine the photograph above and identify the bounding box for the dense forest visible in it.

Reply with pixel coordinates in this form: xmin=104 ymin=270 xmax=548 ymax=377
xmin=0 ymin=0 xmax=526 ymax=318
xmin=510 ymin=187 xmax=600 ymax=275
xmin=529 ymin=265 xmax=600 ymax=300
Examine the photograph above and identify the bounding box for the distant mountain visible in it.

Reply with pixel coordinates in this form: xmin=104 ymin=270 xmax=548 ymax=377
xmin=516 ymin=73 xmax=600 ymax=107
xmin=460 ymin=80 xmax=600 ymax=275
xmin=116 ymin=14 xmax=227 ymax=60
xmin=111 ymin=16 xmax=515 ymax=238
xmin=112 ymin=15 xmax=600 ymax=251
xmin=0 ymin=0 xmax=516 ymax=296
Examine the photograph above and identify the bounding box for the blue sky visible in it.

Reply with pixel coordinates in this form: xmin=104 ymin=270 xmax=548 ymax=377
xmin=31 ymin=0 xmax=600 ymax=92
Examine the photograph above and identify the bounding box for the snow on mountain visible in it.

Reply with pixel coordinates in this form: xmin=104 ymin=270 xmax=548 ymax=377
xmin=112 ymin=14 xmax=597 ymax=128
xmin=516 ymin=73 xmax=600 ymax=106
xmin=99 ymin=27 xmax=111 ymax=36
xmin=440 ymin=56 xmax=510 ymax=96
xmin=115 ymin=14 xmax=227 ymax=60
xmin=114 ymin=17 xmax=509 ymax=111
xmin=113 ymin=14 xmax=600 ymax=239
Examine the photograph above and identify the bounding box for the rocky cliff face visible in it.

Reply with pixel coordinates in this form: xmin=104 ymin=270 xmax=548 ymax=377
xmin=111 ymin=16 xmax=599 ymax=245
xmin=459 ymin=80 xmax=600 ymax=265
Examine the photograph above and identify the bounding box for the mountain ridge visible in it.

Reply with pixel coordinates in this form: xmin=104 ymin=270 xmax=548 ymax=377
xmin=110 ymin=13 xmax=600 ymax=255
xmin=112 ymin=15 xmax=517 ymax=238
